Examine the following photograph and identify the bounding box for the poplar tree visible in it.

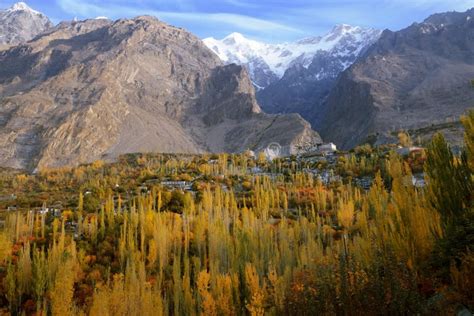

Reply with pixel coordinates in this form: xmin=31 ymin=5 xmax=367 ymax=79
xmin=426 ymin=113 xmax=474 ymax=273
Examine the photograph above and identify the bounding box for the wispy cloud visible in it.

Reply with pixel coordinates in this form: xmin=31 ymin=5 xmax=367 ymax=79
xmin=273 ymin=0 xmax=474 ymax=33
xmin=7 ymin=0 xmax=471 ymax=42
xmin=56 ymin=0 xmax=300 ymax=34
xmin=221 ymin=0 xmax=259 ymax=9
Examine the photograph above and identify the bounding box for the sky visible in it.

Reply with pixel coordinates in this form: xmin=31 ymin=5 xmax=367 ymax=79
xmin=1 ymin=0 xmax=473 ymax=42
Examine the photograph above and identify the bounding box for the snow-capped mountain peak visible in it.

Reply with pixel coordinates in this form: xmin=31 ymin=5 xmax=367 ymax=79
xmin=8 ymin=2 xmax=41 ymax=15
xmin=0 ymin=1 xmax=52 ymax=46
xmin=203 ymin=24 xmax=381 ymax=89
xmin=223 ymin=32 xmax=246 ymax=44
xmin=331 ymin=23 xmax=356 ymax=33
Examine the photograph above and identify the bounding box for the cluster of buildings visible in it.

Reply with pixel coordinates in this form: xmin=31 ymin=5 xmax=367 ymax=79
xmin=28 ymin=205 xmax=63 ymax=217
xmin=159 ymin=181 xmax=193 ymax=191
xmin=252 ymin=142 xmax=339 ymax=162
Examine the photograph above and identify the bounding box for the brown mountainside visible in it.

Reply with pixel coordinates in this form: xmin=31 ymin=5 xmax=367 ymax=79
xmin=0 ymin=16 xmax=321 ymax=170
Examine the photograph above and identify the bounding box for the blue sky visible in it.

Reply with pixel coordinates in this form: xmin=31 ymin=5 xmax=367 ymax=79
xmin=1 ymin=0 xmax=473 ymax=42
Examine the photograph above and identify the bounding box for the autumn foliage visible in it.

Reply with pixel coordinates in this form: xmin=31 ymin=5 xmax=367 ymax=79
xmin=0 ymin=111 xmax=472 ymax=315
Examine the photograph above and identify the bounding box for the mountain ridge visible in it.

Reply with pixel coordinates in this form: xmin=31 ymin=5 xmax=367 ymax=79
xmin=203 ymin=25 xmax=381 ymax=89
xmin=0 ymin=15 xmax=321 ymax=170
xmin=316 ymin=8 xmax=474 ymax=149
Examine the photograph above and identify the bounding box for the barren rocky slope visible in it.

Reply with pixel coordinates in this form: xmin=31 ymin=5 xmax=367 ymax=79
xmin=0 ymin=16 xmax=320 ymax=170
xmin=316 ymin=9 xmax=474 ymax=149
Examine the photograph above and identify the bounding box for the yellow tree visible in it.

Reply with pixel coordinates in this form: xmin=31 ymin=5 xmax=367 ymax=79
xmin=197 ymin=270 xmax=217 ymax=316
xmin=50 ymin=244 xmax=77 ymax=316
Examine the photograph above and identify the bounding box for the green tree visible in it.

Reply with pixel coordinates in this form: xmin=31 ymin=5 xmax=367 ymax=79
xmin=461 ymin=110 xmax=474 ymax=171
xmin=168 ymin=190 xmax=186 ymax=214
xmin=425 ymin=133 xmax=470 ymax=220
xmin=5 ymin=263 xmax=17 ymax=313
xmin=33 ymin=249 xmax=48 ymax=313
xmin=83 ymin=193 xmax=101 ymax=213
xmin=426 ymin=116 xmax=474 ymax=275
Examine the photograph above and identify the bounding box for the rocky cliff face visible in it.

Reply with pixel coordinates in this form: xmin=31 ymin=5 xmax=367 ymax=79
xmin=0 ymin=16 xmax=321 ymax=170
xmin=0 ymin=2 xmax=52 ymax=47
xmin=316 ymin=8 xmax=474 ymax=149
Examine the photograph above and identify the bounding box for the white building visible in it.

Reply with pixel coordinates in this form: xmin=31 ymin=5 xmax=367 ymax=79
xmin=160 ymin=181 xmax=192 ymax=190
xmin=318 ymin=143 xmax=337 ymax=154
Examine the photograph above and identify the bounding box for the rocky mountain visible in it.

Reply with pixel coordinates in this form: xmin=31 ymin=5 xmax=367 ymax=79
xmin=204 ymin=25 xmax=380 ymax=90
xmin=203 ymin=25 xmax=381 ymax=126
xmin=0 ymin=2 xmax=52 ymax=47
xmin=0 ymin=16 xmax=321 ymax=170
xmin=316 ymin=8 xmax=474 ymax=149
xmin=257 ymin=25 xmax=381 ymax=117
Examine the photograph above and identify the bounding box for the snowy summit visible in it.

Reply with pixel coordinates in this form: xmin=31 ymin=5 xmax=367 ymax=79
xmin=7 ymin=2 xmax=41 ymax=15
xmin=203 ymin=25 xmax=381 ymax=88
xmin=0 ymin=1 xmax=52 ymax=45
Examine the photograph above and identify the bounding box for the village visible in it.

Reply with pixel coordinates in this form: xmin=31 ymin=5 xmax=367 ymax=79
xmin=0 ymin=140 xmax=427 ymax=241
xmin=0 ymin=123 xmax=470 ymax=316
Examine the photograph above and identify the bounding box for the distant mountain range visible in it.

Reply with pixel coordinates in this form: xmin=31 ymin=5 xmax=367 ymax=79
xmin=0 ymin=2 xmax=473 ymax=169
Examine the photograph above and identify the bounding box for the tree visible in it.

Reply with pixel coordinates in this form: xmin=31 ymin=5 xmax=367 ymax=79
xmin=461 ymin=110 xmax=474 ymax=171
xmin=50 ymin=257 xmax=76 ymax=316
xmin=33 ymin=249 xmax=48 ymax=313
xmin=83 ymin=193 xmax=101 ymax=213
xmin=245 ymin=264 xmax=265 ymax=316
xmin=197 ymin=271 xmax=217 ymax=315
xmin=78 ymin=191 xmax=84 ymax=213
xmin=0 ymin=232 xmax=11 ymax=264
xmin=398 ymin=131 xmax=413 ymax=147
xmin=5 ymin=263 xmax=17 ymax=312
xmin=168 ymin=190 xmax=186 ymax=214
xmin=426 ymin=129 xmax=474 ymax=275
xmin=425 ymin=133 xmax=470 ymax=220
